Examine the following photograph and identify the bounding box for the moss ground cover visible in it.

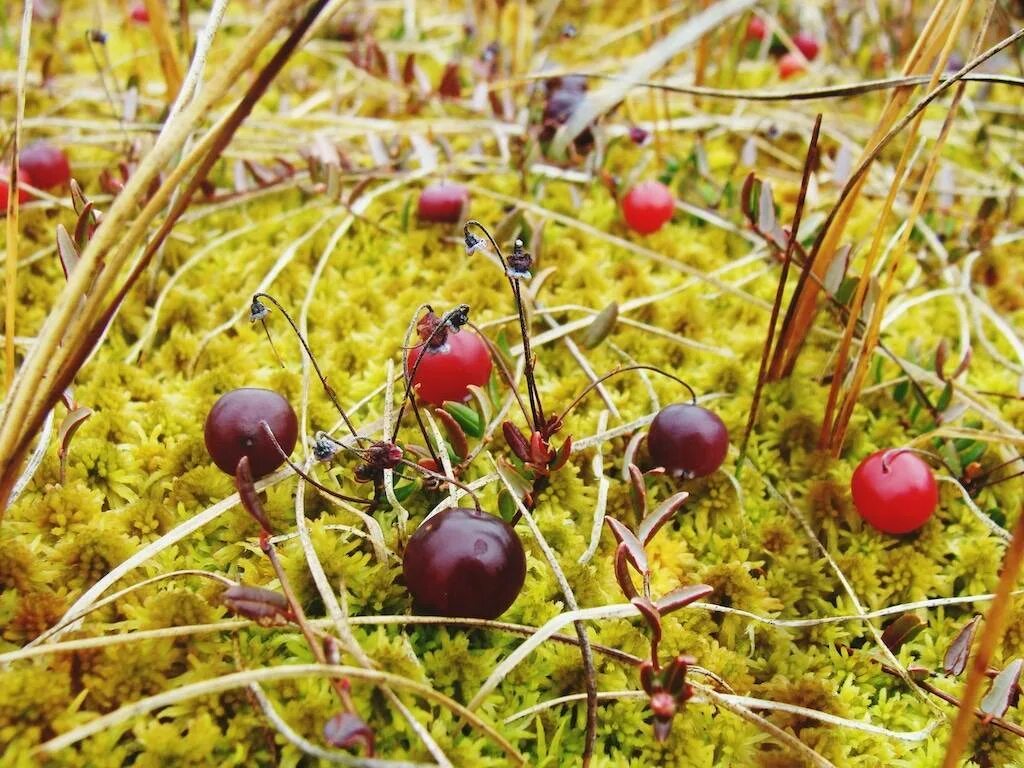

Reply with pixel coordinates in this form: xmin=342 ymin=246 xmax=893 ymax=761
xmin=1 ymin=1 xmax=1023 ymax=766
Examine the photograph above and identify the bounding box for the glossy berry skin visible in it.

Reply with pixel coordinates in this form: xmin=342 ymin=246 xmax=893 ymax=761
xmin=778 ymin=52 xmax=806 ymax=79
xmin=648 ymin=403 xmax=729 ymax=479
xmin=417 ymin=183 xmax=469 ymax=224
xmin=622 ymin=181 xmax=674 ymax=235
xmin=403 ymin=507 xmax=526 ymax=620
xmin=19 ymin=142 xmax=70 ymax=190
xmin=406 ymin=331 xmax=492 ymax=406
xmin=792 ymin=32 xmax=821 ymax=61
xmin=129 ymin=2 xmax=149 ymax=23
xmin=0 ymin=167 xmax=33 ymax=209
xmin=745 ymin=16 xmax=767 ymax=41
xmin=851 ymin=450 xmax=938 ymax=534
xmin=204 ymin=388 xmax=298 ymax=478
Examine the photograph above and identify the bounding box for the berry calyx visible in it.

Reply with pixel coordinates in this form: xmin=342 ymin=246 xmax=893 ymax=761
xmin=647 ymin=403 xmax=729 ymax=479
xmin=19 ymin=141 xmax=71 ymax=190
xmin=745 ymin=16 xmax=767 ymax=42
xmin=792 ymin=32 xmax=821 ymax=61
xmin=402 ymin=507 xmax=526 ymax=619
xmin=406 ymin=320 xmax=492 ymax=406
xmin=0 ymin=167 xmax=33 ymax=209
xmin=778 ymin=52 xmax=806 ymax=79
xmin=622 ymin=181 xmax=675 ymax=235
xmin=205 ymin=388 xmax=298 ymax=478
xmin=851 ymin=450 xmax=938 ymax=534
xmin=417 ymin=183 xmax=469 ymax=224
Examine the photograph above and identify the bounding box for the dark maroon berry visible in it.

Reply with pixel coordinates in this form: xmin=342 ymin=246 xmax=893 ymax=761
xmin=19 ymin=141 xmax=71 ymax=190
xmin=204 ymin=388 xmax=298 ymax=478
xmin=417 ymin=183 xmax=469 ymax=223
xmin=403 ymin=507 xmax=526 ymax=620
xmin=648 ymin=403 xmax=729 ymax=479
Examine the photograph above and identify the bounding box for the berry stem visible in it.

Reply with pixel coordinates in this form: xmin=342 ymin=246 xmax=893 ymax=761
xmin=252 ymin=292 xmax=360 ymax=441
xmin=398 ymin=457 xmax=483 ymax=512
xmin=555 ymin=364 xmax=698 ymax=431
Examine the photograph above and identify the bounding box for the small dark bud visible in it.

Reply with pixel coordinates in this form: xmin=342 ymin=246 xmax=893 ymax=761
xmin=507 ymin=239 xmax=532 ymax=279
xmin=447 ymin=304 xmax=471 ymax=330
xmin=249 ymin=297 xmax=270 ymax=323
xmin=88 ymin=29 xmax=108 ymax=44
xmin=629 ymin=126 xmax=650 ymax=145
xmin=313 ymin=433 xmax=344 ymax=462
xmin=464 ymin=230 xmax=486 ymax=254
xmin=222 ymin=584 xmax=290 ymax=624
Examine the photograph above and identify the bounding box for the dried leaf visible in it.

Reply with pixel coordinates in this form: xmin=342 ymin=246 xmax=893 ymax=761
xmin=432 ymin=408 xmax=468 ymax=461
xmin=638 ymin=491 xmax=689 ymax=546
xmin=438 ymin=60 xmax=461 ymax=99
xmin=655 ymin=583 xmax=714 ymax=616
xmin=580 ymin=302 xmax=618 ymax=349
xmin=939 ymin=402 xmax=969 ymax=425
xmin=605 ymin=517 xmax=648 ymax=575
xmin=57 ymin=406 xmax=92 ymax=483
xmin=323 ymin=711 xmax=375 ymax=754
xmin=980 ymin=659 xmax=1023 ymax=719
xmin=627 ymin=464 xmax=647 ymax=520
xmin=944 ymin=615 xmax=980 ymax=676
xmin=55 ymin=225 xmax=80 ymax=282
xmin=495 ymin=455 xmax=533 ymax=500
xmin=880 ymin=613 xmax=926 ymax=653
xmin=823 ymin=244 xmax=852 ymax=296
xmin=757 ymin=179 xmax=776 ymax=234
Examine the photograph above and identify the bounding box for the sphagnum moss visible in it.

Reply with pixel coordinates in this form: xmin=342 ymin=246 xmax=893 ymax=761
xmin=2 ymin=0 xmax=1024 ymax=766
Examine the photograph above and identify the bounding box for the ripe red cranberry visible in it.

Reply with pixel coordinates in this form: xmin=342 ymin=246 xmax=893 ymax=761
xmin=129 ymin=1 xmax=149 ymax=23
xmin=0 ymin=167 xmax=33 ymax=209
xmin=406 ymin=330 xmax=492 ymax=406
xmin=417 ymin=183 xmax=469 ymax=224
xmin=648 ymin=403 xmax=729 ymax=479
xmin=792 ymin=32 xmax=821 ymax=61
xmin=403 ymin=507 xmax=526 ymax=619
xmin=745 ymin=16 xmax=767 ymax=41
xmin=778 ymin=52 xmax=805 ymax=79
xmin=622 ymin=181 xmax=675 ymax=235
xmin=851 ymin=450 xmax=938 ymax=534
xmin=19 ymin=142 xmax=70 ymax=190
xmin=204 ymin=388 xmax=298 ymax=478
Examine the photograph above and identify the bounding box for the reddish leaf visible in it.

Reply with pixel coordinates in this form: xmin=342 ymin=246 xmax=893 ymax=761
xmin=881 ymin=613 xmax=926 ymax=653
xmin=638 ymin=491 xmax=689 ymax=546
xmin=740 ymin=172 xmax=758 ymax=224
xmin=549 ymin=436 xmax=572 ymax=472
xmin=944 ymin=615 xmax=980 ymax=676
xmin=529 ymin=430 xmax=550 ymax=466
xmin=323 ymin=711 xmax=375 ymax=754
xmin=632 ymin=596 xmax=662 ymax=658
xmin=222 ymin=584 xmax=290 ymax=624
xmin=502 ymin=421 xmax=532 ymax=463
xmin=614 ymin=543 xmax=639 ymax=600
xmin=662 ymin=654 xmax=697 ymax=699
xmin=639 ymin=659 xmax=656 ymax=695
xmin=655 ymin=584 xmax=714 ymax=616
xmin=432 ymin=407 xmax=468 ymax=461
xmin=235 ymin=456 xmax=272 ymax=533
xmin=951 ymin=346 xmax=973 ymax=380
xmin=605 ymin=517 xmax=648 ymax=575
xmin=980 ymin=659 xmax=1023 ymax=719
xmin=438 ymin=60 xmax=461 ymax=99
xmin=627 ymin=463 xmax=647 ymax=520
xmin=935 ymin=338 xmax=950 ymax=381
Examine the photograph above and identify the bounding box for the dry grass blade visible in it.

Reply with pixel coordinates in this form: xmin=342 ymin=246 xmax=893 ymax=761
xmin=548 ymin=0 xmax=756 ymax=158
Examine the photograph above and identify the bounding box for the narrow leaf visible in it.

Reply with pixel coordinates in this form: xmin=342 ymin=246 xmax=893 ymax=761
xmin=497 ymin=489 xmax=517 ymax=523
xmin=631 ymin=596 xmax=662 ymax=657
xmin=655 ymin=583 xmax=714 ymax=615
xmin=580 ymin=302 xmax=618 ymax=349
xmin=55 ymin=225 xmax=80 ymax=282
xmin=222 ymin=584 xmax=290 ymax=624
xmin=57 ymin=406 xmax=93 ymax=483
xmin=936 ymin=381 xmax=954 ymax=412
xmin=627 ymin=463 xmax=647 ymax=520
xmin=432 ymin=408 xmax=468 ymax=461
xmin=823 ymin=244 xmax=852 ymax=296
xmin=757 ymin=179 xmax=776 ymax=234
xmin=444 ymin=400 xmax=484 ymax=438
xmin=740 ymin=172 xmax=759 ymax=224
xmin=638 ymin=491 xmax=689 ymax=546
xmin=880 ymin=613 xmax=927 ymax=653
xmin=951 ymin=346 xmax=973 ymax=380
xmin=235 ymin=456 xmax=272 ymax=533
xmin=614 ymin=543 xmax=639 ymax=600
xmin=945 ymin=615 xmax=981 ymax=676
xmin=980 ymin=659 xmax=1023 ymax=719
xmin=935 ymin=339 xmax=950 ymax=380
xmin=605 ymin=517 xmax=648 ymax=575
xmin=549 ymin=437 xmax=573 ymax=472
xmin=502 ymin=421 xmax=532 ymax=463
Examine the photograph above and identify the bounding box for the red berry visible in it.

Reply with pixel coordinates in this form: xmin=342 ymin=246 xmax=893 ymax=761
xmin=745 ymin=16 xmax=767 ymax=42
xmin=417 ymin=183 xmax=469 ymax=224
xmin=622 ymin=181 xmax=674 ymax=235
xmin=648 ymin=403 xmax=729 ymax=479
xmin=403 ymin=507 xmax=526 ymax=619
xmin=204 ymin=388 xmax=298 ymax=478
xmin=406 ymin=330 xmax=492 ymax=406
xmin=19 ymin=141 xmax=70 ymax=190
xmin=778 ymin=52 xmax=805 ymax=79
xmin=129 ymin=1 xmax=149 ymax=23
xmin=792 ymin=32 xmax=821 ymax=61
xmin=851 ymin=450 xmax=938 ymax=534
xmin=0 ymin=167 xmax=33 ymax=209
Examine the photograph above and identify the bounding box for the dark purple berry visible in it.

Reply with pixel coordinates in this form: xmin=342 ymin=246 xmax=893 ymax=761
xmin=647 ymin=403 xmax=729 ymax=479
xmin=204 ymin=388 xmax=298 ymax=478
xmin=402 ymin=507 xmax=526 ymax=620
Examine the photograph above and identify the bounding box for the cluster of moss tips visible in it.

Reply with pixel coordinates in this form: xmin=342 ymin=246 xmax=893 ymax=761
xmin=1 ymin=1 xmax=1023 ymax=767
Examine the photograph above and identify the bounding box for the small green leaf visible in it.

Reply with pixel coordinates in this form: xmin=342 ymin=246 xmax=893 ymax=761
xmin=393 ymin=482 xmax=417 ymax=503
xmin=959 ymin=441 xmax=987 ymax=465
xmin=940 ymin=440 xmax=962 ymax=477
xmin=443 ymin=401 xmax=484 ymax=439
xmin=835 ymin=276 xmax=859 ymax=305
xmin=893 ymin=379 xmax=909 ymax=404
xmin=498 ymin=490 xmax=517 ymax=523
xmin=936 ymin=381 xmax=954 ymax=412
xmin=400 ymin=196 xmax=412 ymax=232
